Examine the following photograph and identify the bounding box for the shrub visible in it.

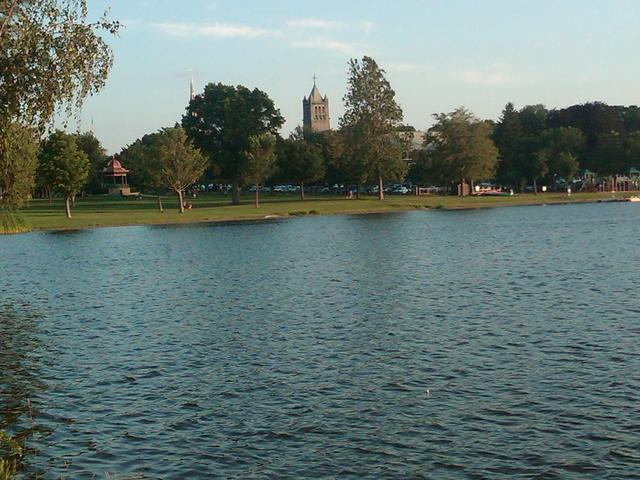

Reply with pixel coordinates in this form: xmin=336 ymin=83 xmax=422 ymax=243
xmin=0 ymin=430 xmax=23 ymax=480
xmin=0 ymin=211 xmax=31 ymax=235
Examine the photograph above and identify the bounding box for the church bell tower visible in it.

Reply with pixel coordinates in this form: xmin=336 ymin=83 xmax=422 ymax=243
xmin=303 ymin=75 xmax=330 ymax=132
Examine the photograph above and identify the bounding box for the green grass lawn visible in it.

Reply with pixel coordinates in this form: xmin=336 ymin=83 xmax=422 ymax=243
xmin=12 ymin=190 xmax=631 ymax=232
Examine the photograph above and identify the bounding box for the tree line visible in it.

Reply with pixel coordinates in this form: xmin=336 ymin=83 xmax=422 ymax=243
xmin=3 ymin=1 xmax=640 ymax=220
xmin=488 ymin=102 xmax=640 ymax=192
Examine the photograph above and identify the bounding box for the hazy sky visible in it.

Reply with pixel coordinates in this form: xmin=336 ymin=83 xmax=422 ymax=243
xmin=75 ymin=0 xmax=640 ymax=153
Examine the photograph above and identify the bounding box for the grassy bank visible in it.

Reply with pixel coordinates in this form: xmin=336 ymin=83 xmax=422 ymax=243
xmin=9 ymin=191 xmax=632 ymax=232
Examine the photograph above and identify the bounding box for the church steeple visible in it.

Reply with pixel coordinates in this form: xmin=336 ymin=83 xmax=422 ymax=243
xmin=303 ymin=75 xmax=330 ymax=132
xmin=190 ymin=75 xmax=196 ymax=101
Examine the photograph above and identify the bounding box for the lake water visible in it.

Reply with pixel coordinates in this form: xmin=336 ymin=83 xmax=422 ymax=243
xmin=1 ymin=202 xmax=639 ymax=479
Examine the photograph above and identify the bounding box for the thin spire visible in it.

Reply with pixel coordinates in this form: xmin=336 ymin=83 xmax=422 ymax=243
xmin=189 ymin=68 xmax=195 ymax=101
xmin=312 ymin=72 xmax=317 ymax=86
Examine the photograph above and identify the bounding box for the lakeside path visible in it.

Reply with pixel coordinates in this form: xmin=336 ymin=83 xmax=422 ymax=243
xmin=13 ymin=191 xmax=634 ymax=232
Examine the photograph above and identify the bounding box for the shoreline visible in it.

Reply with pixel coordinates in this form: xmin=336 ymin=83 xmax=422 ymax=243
xmin=6 ymin=192 xmax=631 ymax=235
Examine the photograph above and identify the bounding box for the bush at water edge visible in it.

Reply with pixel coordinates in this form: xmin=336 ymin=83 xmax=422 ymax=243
xmin=0 ymin=211 xmax=31 ymax=235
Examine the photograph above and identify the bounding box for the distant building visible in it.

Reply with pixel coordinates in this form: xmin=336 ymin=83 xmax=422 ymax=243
xmin=303 ymin=77 xmax=330 ymax=132
xmin=409 ymin=130 xmax=427 ymax=151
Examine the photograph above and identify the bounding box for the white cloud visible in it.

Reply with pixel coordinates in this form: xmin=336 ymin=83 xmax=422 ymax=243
xmin=293 ymin=37 xmax=357 ymax=54
xmin=287 ymin=18 xmax=342 ymax=29
xmin=153 ymin=22 xmax=276 ymax=38
xmin=459 ymin=65 xmax=518 ymax=86
xmin=286 ymin=18 xmax=373 ymax=34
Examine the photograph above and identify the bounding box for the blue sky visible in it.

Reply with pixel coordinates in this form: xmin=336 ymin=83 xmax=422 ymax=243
xmin=76 ymin=0 xmax=640 ymax=153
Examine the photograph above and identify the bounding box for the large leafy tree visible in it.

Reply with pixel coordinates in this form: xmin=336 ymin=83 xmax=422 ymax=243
xmin=244 ymin=133 xmax=277 ymax=208
xmin=279 ymin=137 xmax=326 ymax=200
xmin=590 ymin=131 xmax=626 ymax=174
xmin=155 ymin=127 xmax=207 ymax=213
xmin=0 ymin=0 xmax=119 ymax=128
xmin=74 ymin=131 xmax=108 ymax=194
xmin=0 ymin=123 xmax=38 ymax=208
xmin=426 ymin=107 xmax=498 ymax=193
xmin=0 ymin=1 xmax=118 ymax=208
xmin=340 ymin=56 xmax=406 ymax=199
xmin=119 ymin=133 xmax=167 ymax=211
xmin=305 ymin=128 xmax=345 ymax=187
xmin=538 ymin=127 xmax=585 ymax=181
xmin=119 ymin=133 xmax=161 ymax=193
xmin=527 ymin=151 xmax=549 ymax=194
xmin=38 ymin=130 xmax=89 ymax=218
xmin=493 ymin=103 xmax=523 ymax=184
xmin=182 ymin=83 xmax=284 ymax=205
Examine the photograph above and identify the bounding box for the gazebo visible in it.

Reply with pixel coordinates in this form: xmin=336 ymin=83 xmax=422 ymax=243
xmin=102 ymin=156 xmax=131 ymax=195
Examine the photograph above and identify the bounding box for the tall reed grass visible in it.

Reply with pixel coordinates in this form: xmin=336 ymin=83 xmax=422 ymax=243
xmin=0 ymin=430 xmax=22 ymax=480
xmin=0 ymin=211 xmax=31 ymax=235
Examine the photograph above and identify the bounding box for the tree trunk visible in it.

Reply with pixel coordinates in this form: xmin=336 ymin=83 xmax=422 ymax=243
xmin=48 ymin=189 xmax=52 ymax=206
xmin=299 ymin=182 xmax=305 ymax=201
xmin=231 ymin=182 xmax=241 ymax=205
xmin=519 ymin=178 xmax=526 ymax=194
xmin=470 ymin=179 xmax=475 ymax=195
xmin=157 ymin=193 xmax=164 ymax=212
xmin=378 ymin=174 xmax=384 ymax=200
xmin=255 ymin=185 xmax=260 ymax=208
xmin=355 ymin=183 xmax=360 ymax=200
xmin=65 ymin=197 xmax=72 ymax=219
xmin=71 ymin=194 xmax=76 ymax=207
xmin=533 ymin=178 xmax=538 ymax=195
xmin=177 ymin=189 xmax=185 ymax=213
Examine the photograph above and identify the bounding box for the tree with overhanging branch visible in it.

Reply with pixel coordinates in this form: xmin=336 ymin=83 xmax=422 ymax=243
xmin=0 ymin=0 xmax=119 ymax=208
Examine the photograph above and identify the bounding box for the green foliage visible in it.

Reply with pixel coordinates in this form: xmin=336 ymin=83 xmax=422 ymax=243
xmin=554 ymin=152 xmax=580 ymax=181
xmin=408 ymin=149 xmax=442 ymax=186
xmin=279 ymin=137 xmax=325 ymax=196
xmin=492 ymin=101 xmax=640 ymax=183
xmin=119 ymin=133 xmax=164 ymax=192
xmin=0 ymin=0 xmax=120 ymax=129
xmin=307 ymin=129 xmax=345 ymax=185
xmin=0 ymin=123 xmax=38 ymax=208
xmin=245 ymin=133 xmax=277 ymax=183
xmin=493 ymin=102 xmax=523 ymax=183
xmin=0 ymin=210 xmax=31 ymax=234
xmin=182 ymin=83 xmax=284 ymax=202
xmin=531 ymin=151 xmax=549 ymax=182
xmin=0 ymin=429 xmax=23 ymax=478
xmin=155 ymin=127 xmax=207 ymax=191
xmin=426 ymin=107 xmax=499 ymax=185
xmin=538 ymin=127 xmax=585 ymax=180
xmin=548 ymin=102 xmax=626 ymax=150
xmin=340 ymin=56 xmax=407 ymax=193
xmin=38 ymin=130 xmax=90 ymax=199
xmin=74 ymin=131 xmax=108 ymax=193
xmin=589 ymin=131 xmax=626 ymax=174
xmin=154 ymin=127 xmax=207 ymax=212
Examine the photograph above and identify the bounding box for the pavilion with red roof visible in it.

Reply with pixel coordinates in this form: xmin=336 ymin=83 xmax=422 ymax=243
xmin=102 ymin=156 xmax=131 ymax=195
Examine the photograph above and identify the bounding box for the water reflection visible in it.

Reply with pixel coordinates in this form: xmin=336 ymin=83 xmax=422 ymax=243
xmin=0 ymin=303 xmax=47 ymax=476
